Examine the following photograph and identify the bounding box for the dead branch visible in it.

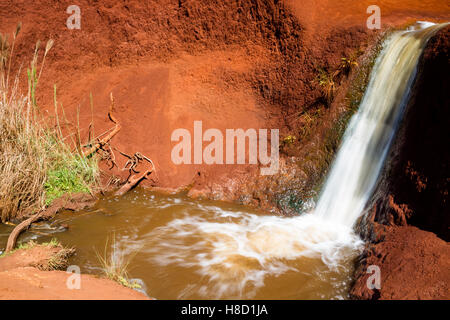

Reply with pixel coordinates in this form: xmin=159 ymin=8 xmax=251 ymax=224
xmin=113 ymin=148 xmax=156 ymax=180
xmin=98 ymin=143 xmax=118 ymax=170
xmin=114 ymin=169 xmax=153 ymax=197
xmin=110 ymin=149 xmax=157 ymax=196
xmin=77 ymin=92 xmax=158 ymax=196
xmin=6 ymin=211 xmax=43 ymax=252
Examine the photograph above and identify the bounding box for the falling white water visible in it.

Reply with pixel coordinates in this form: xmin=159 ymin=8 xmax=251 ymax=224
xmin=113 ymin=22 xmax=448 ymax=299
xmin=314 ymin=22 xmax=448 ymax=227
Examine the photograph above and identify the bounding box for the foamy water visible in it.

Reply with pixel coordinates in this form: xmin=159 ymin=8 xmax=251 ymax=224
xmin=138 ymin=208 xmax=363 ymax=298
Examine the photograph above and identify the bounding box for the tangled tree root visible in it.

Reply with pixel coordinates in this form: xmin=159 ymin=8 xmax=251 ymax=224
xmin=81 ymin=92 xmax=157 ymax=194
xmin=114 ymin=169 xmax=153 ymax=196
xmin=111 ymin=149 xmax=157 ymax=196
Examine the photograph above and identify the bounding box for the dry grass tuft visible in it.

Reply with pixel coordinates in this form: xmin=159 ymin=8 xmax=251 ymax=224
xmin=44 ymin=245 xmax=75 ymax=271
xmin=95 ymin=235 xmax=142 ymax=289
xmin=0 ymin=23 xmax=98 ymax=222
xmin=316 ymin=68 xmax=337 ymax=105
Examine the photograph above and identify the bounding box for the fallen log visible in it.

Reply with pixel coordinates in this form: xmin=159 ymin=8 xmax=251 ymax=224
xmin=5 ymin=194 xmax=97 ymax=253
xmin=6 ymin=212 xmax=43 ymax=253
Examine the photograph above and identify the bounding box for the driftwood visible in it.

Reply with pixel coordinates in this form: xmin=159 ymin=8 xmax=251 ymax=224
xmin=83 ymin=93 xmax=121 ymax=157
xmin=6 ymin=212 xmax=43 ymax=252
xmin=114 ymin=169 xmax=153 ymax=197
xmin=107 ymin=147 xmax=157 ymax=196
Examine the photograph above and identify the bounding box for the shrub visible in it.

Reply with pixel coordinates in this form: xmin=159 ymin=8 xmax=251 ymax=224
xmin=0 ymin=23 xmax=98 ymax=222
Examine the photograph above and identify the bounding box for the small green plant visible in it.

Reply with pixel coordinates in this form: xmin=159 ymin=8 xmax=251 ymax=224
xmin=95 ymin=235 xmax=142 ymax=289
xmin=8 ymin=238 xmax=58 ymax=252
xmin=0 ymin=240 xmax=37 ymax=257
xmin=15 ymin=240 xmax=38 ymax=251
xmin=44 ymin=168 xmax=89 ymax=205
xmin=44 ymin=238 xmax=60 ymax=247
xmin=44 ymin=154 xmax=97 ymax=206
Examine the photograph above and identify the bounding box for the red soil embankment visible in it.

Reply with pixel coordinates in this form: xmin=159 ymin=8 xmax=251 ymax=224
xmin=351 ymin=26 xmax=450 ymax=300
xmin=0 ymin=267 xmax=149 ymax=300
xmin=0 ymin=245 xmax=149 ymax=300
xmin=351 ymin=226 xmax=450 ymax=300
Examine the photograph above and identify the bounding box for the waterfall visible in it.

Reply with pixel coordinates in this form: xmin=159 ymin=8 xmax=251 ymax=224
xmin=314 ymin=22 xmax=448 ymax=227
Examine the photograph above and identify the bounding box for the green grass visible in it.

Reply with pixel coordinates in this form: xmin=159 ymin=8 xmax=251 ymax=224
xmin=44 ymin=154 xmax=97 ymax=206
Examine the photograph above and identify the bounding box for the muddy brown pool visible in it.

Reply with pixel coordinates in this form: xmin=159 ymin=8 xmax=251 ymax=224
xmin=0 ymin=189 xmax=361 ymax=299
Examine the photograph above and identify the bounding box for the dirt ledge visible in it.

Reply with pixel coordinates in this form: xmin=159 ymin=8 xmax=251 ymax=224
xmin=0 ymin=243 xmax=149 ymax=300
